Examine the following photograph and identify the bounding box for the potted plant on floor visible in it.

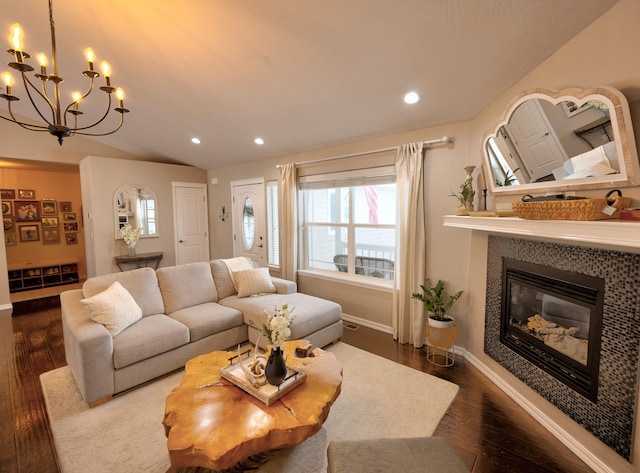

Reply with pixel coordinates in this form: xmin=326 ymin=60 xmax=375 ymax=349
xmin=411 ymin=279 xmax=463 ymax=329
xmin=412 ymin=279 xmax=463 ymax=366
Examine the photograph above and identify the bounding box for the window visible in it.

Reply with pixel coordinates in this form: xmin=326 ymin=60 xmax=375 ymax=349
xmin=300 ymin=166 xmax=396 ymax=280
xmin=266 ymin=180 xmax=280 ymax=266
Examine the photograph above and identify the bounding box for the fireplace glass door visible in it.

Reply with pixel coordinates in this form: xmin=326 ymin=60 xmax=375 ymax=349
xmin=500 ymin=258 xmax=604 ymax=401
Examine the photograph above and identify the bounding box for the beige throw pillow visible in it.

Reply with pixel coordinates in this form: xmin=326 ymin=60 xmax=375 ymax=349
xmin=81 ymin=281 xmax=143 ymax=336
xmin=234 ymin=268 xmax=276 ymax=298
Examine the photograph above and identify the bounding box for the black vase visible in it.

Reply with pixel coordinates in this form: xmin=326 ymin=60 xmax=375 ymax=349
xmin=265 ymin=347 xmax=287 ymax=386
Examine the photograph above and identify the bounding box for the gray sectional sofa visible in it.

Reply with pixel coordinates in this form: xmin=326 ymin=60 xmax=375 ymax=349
xmin=60 ymin=259 xmax=343 ymax=406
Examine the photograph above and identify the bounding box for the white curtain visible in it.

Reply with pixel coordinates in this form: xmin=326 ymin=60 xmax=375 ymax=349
xmin=393 ymin=143 xmax=427 ymax=346
xmin=280 ymin=163 xmax=298 ymax=282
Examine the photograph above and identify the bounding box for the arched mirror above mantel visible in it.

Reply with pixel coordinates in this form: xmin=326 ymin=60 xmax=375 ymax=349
xmin=114 ymin=184 xmax=159 ymax=239
xmin=483 ymin=86 xmax=640 ymax=195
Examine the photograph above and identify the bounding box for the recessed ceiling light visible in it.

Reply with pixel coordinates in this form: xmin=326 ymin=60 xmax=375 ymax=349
xmin=254 ymin=137 xmax=264 ymax=145
xmin=403 ymin=91 xmax=420 ymax=105
xmin=191 ymin=137 xmax=201 ymax=144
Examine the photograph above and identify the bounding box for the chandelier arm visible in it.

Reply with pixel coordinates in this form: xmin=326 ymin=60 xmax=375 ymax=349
xmin=63 ymin=77 xmax=96 ymax=124
xmin=38 ymin=77 xmax=58 ymax=115
xmin=0 ymin=112 xmax=50 ymax=131
xmin=67 ymin=92 xmax=113 ymax=132
xmin=62 ymin=78 xmax=95 ymax=124
xmin=73 ymin=113 xmax=125 ymax=137
xmin=20 ymin=71 xmax=57 ymax=126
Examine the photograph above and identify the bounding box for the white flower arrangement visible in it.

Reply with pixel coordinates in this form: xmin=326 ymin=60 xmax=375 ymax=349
xmin=119 ymin=223 xmax=141 ymax=247
xmin=254 ymin=304 xmax=296 ymax=348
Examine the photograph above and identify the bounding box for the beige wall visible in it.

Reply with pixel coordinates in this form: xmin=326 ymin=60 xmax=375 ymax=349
xmin=1 ymin=165 xmax=86 ymax=279
xmin=79 ymin=156 xmax=207 ymax=276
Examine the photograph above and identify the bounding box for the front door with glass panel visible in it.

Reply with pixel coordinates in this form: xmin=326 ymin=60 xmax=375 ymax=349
xmin=231 ymin=180 xmax=266 ymax=266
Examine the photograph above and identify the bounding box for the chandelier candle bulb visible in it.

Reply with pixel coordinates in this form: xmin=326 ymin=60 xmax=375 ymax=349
xmin=3 ymin=72 xmax=13 ymax=95
xmin=10 ymin=24 xmax=24 ymax=63
xmin=101 ymin=61 xmax=111 ymax=86
xmin=115 ymin=88 xmax=124 ymax=108
xmin=84 ymin=48 xmax=95 ymax=70
xmin=37 ymin=53 xmax=47 ymax=76
xmin=71 ymin=91 xmax=81 ymax=112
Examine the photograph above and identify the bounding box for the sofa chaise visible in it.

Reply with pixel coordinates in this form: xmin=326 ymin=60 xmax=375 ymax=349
xmin=60 ymin=258 xmax=343 ymax=406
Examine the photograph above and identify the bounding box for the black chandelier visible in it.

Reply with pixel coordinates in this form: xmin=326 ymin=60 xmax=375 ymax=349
xmin=1 ymin=0 xmax=129 ymax=145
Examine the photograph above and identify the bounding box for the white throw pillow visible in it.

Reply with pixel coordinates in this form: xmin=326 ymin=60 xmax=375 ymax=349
xmin=81 ymin=281 xmax=143 ymax=336
xmin=234 ymin=268 xmax=276 ymax=298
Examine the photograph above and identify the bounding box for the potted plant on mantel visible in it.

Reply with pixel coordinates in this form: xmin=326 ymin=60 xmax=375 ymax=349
xmin=449 ymin=181 xmax=475 ymax=215
xmin=411 ymin=279 xmax=463 ymax=329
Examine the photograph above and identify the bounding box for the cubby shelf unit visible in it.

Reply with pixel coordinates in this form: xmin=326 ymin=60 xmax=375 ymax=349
xmin=8 ymin=257 xmax=80 ymax=293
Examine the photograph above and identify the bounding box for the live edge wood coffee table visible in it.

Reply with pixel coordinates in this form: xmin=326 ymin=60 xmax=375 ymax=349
xmin=163 ymin=340 xmax=343 ymax=471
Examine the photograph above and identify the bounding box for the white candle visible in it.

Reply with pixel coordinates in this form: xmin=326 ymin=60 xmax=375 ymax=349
xmin=480 ymin=165 xmax=487 ymax=190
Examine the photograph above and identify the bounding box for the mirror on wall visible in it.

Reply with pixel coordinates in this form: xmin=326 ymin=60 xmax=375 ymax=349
xmin=114 ymin=184 xmax=159 ymax=238
xmin=483 ymin=86 xmax=640 ymax=195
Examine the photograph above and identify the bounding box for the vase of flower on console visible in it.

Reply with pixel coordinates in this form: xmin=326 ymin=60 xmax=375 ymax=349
xmin=255 ymin=304 xmax=295 ymax=386
xmin=119 ymin=223 xmax=141 ymax=257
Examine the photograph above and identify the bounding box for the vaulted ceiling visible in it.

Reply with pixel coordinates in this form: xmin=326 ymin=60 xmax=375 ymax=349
xmin=4 ymin=0 xmax=618 ymax=169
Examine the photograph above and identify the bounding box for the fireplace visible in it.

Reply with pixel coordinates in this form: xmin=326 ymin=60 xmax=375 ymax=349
xmin=500 ymin=258 xmax=604 ymax=401
xmin=484 ymin=235 xmax=640 ymax=460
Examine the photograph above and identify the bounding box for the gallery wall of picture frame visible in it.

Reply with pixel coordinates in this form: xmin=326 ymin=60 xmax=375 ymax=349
xmin=2 ymin=188 xmax=78 ymax=247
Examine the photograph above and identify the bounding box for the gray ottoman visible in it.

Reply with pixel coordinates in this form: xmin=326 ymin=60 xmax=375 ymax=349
xmin=327 ymin=437 xmax=468 ymax=473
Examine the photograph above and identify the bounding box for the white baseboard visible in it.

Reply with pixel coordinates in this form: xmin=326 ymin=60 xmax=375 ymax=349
xmin=0 ymin=303 xmax=13 ymax=317
xmin=341 ymin=313 xmax=393 ymax=334
xmin=461 ymin=349 xmax=614 ymax=473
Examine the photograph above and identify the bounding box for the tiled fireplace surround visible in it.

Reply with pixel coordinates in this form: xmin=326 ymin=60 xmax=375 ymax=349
xmin=444 ymin=216 xmax=640 ymax=464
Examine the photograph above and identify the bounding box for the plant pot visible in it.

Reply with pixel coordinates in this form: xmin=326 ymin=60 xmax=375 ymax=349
xmin=426 ymin=316 xmax=456 ymax=367
xmin=427 ymin=315 xmax=455 ymax=329
xmin=454 ymin=205 xmax=469 ymax=216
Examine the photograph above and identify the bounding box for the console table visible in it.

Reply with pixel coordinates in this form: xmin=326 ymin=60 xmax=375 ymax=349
xmin=115 ymin=252 xmax=163 ymax=271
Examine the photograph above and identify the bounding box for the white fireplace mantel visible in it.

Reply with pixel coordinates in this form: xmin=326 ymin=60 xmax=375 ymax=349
xmin=443 ymin=215 xmax=640 ymax=250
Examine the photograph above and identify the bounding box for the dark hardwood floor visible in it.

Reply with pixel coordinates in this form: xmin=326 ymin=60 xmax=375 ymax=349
xmin=1 ymin=297 xmax=594 ymax=473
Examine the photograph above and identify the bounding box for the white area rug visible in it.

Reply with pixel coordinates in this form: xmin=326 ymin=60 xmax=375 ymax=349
xmin=41 ymin=343 xmax=459 ymax=473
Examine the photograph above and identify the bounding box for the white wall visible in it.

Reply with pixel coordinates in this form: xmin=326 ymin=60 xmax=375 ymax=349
xmin=79 ymin=156 xmax=207 ymax=276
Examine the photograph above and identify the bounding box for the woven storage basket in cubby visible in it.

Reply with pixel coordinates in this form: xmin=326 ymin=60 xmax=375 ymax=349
xmin=512 ymin=190 xmax=630 ymax=221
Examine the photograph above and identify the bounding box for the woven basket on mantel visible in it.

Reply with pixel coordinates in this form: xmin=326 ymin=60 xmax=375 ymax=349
xmin=512 ymin=190 xmax=630 ymax=221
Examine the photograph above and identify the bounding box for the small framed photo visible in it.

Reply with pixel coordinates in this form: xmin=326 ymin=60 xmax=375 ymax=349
xmin=60 ymin=201 xmax=72 ymax=212
xmin=19 ymin=224 xmax=39 ymax=242
xmin=63 ymin=212 xmax=76 ymax=221
xmin=42 ymin=216 xmax=59 ymax=228
xmin=18 ymin=189 xmax=35 ymax=199
xmin=5 ymin=233 xmax=17 ymax=246
xmin=64 ymin=222 xmax=78 ymax=232
xmin=14 ymin=201 xmax=40 ymax=221
xmin=41 ymin=200 xmax=58 ymax=215
xmin=1 ymin=189 xmax=15 ymax=199
xmin=2 ymin=201 xmax=12 ymax=216
xmin=3 ymin=217 xmax=14 ymax=233
xmin=43 ymin=228 xmax=60 ymax=244
xmin=65 ymin=233 xmax=78 ymax=245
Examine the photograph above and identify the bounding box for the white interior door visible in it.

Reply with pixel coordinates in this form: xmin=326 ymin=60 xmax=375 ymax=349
xmin=231 ymin=180 xmax=266 ymax=266
xmin=507 ymin=99 xmax=568 ymax=181
xmin=173 ymin=182 xmax=209 ymax=265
